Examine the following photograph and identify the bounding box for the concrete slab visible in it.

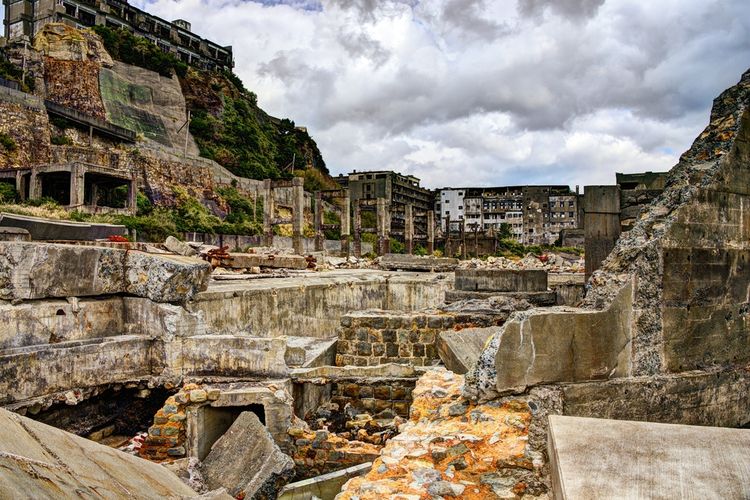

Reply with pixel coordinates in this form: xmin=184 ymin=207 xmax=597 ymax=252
xmin=438 ymin=327 xmax=495 ymax=374
xmin=548 ymin=415 xmax=750 ymax=500
xmin=220 ymin=252 xmax=309 ymax=270
xmin=444 ymin=289 xmax=557 ymax=306
xmin=202 ymin=411 xmax=295 ymax=499
xmin=0 ymin=407 xmax=196 ymax=498
xmin=454 ymin=269 xmax=548 ymax=292
xmin=379 ymin=253 xmax=459 ymax=272
xmin=0 ymin=212 xmax=127 ymax=240
xmin=278 ymin=462 xmax=371 ymax=500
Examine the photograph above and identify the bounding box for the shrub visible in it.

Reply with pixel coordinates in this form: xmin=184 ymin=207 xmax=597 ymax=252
xmin=51 ymin=135 xmax=73 ymax=146
xmin=0 ymin=132 xmax=16 ymax=152
xmin=0 ymin=183 xmax=18 ymax=202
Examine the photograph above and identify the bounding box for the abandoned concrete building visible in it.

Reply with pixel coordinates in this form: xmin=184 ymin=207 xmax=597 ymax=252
xmin=0 ymin=13 xmax=749 ymax=499
xmin=2 ymin=0 xmax=233 ymax=69
xmin=436 ymin=185 xmax=582 ymax=245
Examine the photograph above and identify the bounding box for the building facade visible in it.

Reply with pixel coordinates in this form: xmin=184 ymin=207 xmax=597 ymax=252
xmin=3 ymin=0 xmax=233 ymax=70
xmin=336 ymin=170 xmax=433 ymax=240
xmin=436 ymin=185 xmax=581 ymax=245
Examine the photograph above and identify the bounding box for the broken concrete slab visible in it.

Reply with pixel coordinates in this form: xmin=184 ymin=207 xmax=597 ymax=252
xmin=278 ymin=462 xmax=371 ymax=500
xmin=379 ymin=253 xmax=458 ymax=272
xmin=0 ymin=226 xmax=30 ymax=241
xmin=291 ymin=363 xmax=419 ymax=381
xmin=454 ymin=268 xmax=548 ymax=292
xmin=202 ymin=411 xmax=295 ymax=499
xmin=548 ymin=415 xmax=750 ymax=499
xmin=0 ymin=212 xmax=128 ymax=240
xmin=0 ymin=407 xmax=197 ymax=498
xmin=0 ymin=241 xmax=211 ymax=302
xmin=438 ymin=327 xmax=495 ymax=375
xmin=219 ymin=252 xmax=309 ymax=270
xmin=444 ymin=289 xmax=557 ymax=306
xmin=165 ymin=235 xmax=198 ymax=256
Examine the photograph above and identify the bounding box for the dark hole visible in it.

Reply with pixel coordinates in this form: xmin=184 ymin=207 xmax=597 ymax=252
xmin=56 ymin=309 xmax=66 ymax=316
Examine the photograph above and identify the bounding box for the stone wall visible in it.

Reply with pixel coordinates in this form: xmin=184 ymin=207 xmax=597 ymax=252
xmin=0 ymin=95 xmax=51 ymax=169
xmin=287 ymin=426 xmax=380 ymax=480
xmin=331 ymin=379 xmax=415 ymax=418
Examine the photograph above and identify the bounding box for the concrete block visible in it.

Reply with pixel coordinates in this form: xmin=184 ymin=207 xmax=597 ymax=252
xmin=278 ymin=462 xmax=371 ymax=500
xmin=220 ymin=253 xmax=309 ymax=270
xmin=454 ymin=269 xmax=548 ymax=292
xmin=0 ymin=241 xmax=211 ymax=302
xmin=164 ymin=235 xmax=197 ymax=256
xmin=548 ymin=415 xmax=750 ymax=499
xmin=202 ymin=411 xmax=295 ymax=499
xmin=0 ymin=226 xmax=30 ymax=241
xmin=0 ymin=408 xmax=196 ymax=498
xmin=379 ymin=253 xmax=459 ymax=272
xmin=438 ymin=327 xmax=495 ymax=374
xmin=444 ymin=289 xmax=556 ymax=306
xmin=0 ymin=212 xmax=127 ymax=240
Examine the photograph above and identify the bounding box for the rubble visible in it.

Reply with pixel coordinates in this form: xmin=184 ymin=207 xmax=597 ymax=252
xmin=458 ymin=252 xmax=584 ymax=273
xmin=379 ymin=253 xmax=459 ymax=272
xmin=164 ymin=235 xmax=198 ymax=257
xmin=336 ymin=369 xmax=550 ymax=499
xmin=202 ymin=411 xmax=295 ymax=499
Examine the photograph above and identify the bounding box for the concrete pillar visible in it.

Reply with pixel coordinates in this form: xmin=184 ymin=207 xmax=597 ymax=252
xmin=127 ymin=176 xmax=137 ymax=214
xmin=376 ymin=197 xmax=390 ymax=256
xmin=341 ymin=190 xmax=351 ymax=257
xmin=314 ymin=191 xmax=324 ymax=252
xmin=292 ymin=177 xmax=304 ymax=255
xmin=404 ymin=203 xmax=414 ymax=254
xmin=353 ymin=202 xmax=361 ymax=258
xmin=69 ymin=164 xmax=85 ymax=208
xmin=263 ymin=179 xmax=274 ymax=247
xmin=584 ymin=185 xmax=621 ymax=279
xmin=427 ymin=210 xmax=435 ymax=254
xmin=444 ymin=215 xmax=452 ymax=257
xmin=16 ymin=171 xmax=27 ymax=201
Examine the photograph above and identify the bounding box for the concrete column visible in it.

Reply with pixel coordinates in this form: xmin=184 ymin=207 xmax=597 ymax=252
xmin=292 ymin=177 xmax=304 ymax=255
xmin=16 ymin=171 xmax=27 ymax=201
xmin=404 ymin=203 xmax=414 ymax=254
xmin=427 ymin=210 xmax=435 ymax=254
xmin=263 ymin=179 xmax=274 ymax=247
xmin=69 ymin=164 xmax=85 ymax=208
xmin=314 ymin=191 xmax=324 ymax=252
xmin=584 ymin=185 xmax=621 ymax=279
xmin=127 ymin=176 xmax=137 ymax=214
xmin=376 ymin=197 xmax=390 ymax=256
xmin=341 ymin=190 xmax=351 ymax=257
xmin=353 ymin=202 xmax=361 ymax=258
xmin=444 ymin=215 xmax=452 ymax=257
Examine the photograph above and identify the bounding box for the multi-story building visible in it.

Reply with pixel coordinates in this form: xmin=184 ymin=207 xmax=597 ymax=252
xmin=435 ymin=185 xmax=581 ymax=245
xmin=3 ymin=0 xmax=233 ymax=70
xmin=336 ymin=170 xmax=433 ymax=239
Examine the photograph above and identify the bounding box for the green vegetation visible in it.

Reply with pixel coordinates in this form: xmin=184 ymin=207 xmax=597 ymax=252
xmin=0 ymin=49 xmax=34 ymax=92
xmin=389 ymin=238 xmax=405 ymax=254
xmin=0 ymin=183 xmax=18 ymax=203
xmin=494 ymin=239 xmax=584 ymax=258
xmin=50 ymin=135 xmax=73 ymax=146
xmin=0 ymin=132 xmax=17 ymax=152
xmin=322 ymin=210 xmax=341 ymax=240
xmin=91 ymin=26 xmax=187 ymax=78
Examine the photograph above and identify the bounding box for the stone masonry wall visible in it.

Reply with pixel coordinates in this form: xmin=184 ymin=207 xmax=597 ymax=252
xmin=0 ymin=97 xmax=51 ymax=169
xmin=331 ymin=379 xmax=416 ymax=418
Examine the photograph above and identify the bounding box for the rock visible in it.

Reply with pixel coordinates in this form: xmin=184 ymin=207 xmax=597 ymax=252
xmin=165 ymin=236 xmax=198 ymax=257
xmin=427 ymin=481 xmax=466 ymax=497
xmin=189 ymin=389 xmax=207 ymax=403
xmin=201 ymin=412 xmax=294 ymax=499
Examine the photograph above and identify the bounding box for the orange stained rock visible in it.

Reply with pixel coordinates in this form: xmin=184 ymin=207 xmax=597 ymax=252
xmin=337 ymin=368 xmax=537 ymax=499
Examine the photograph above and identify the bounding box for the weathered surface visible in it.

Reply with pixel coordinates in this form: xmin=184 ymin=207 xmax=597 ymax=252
xmin=438 ymin=327 xmax=495 ymax=374
xmin=454 ymin=269 xmax=548 ymax=292
xmin=466 ymin=68 xmax=750 ymax=401
xmin=0 ymin=226 xmax=30 ymax=241
xmin=0 ymin=241 xmax=211 ymax=302
xmin=548 ymin=415 xmax=750 ymax=499
xmin=444 ymin=289 xmax=556 ymax=306
xmin=278 ymin=462 xmax=372 ymax=500
xmin=202 ymin=411 xmax=295 ymax=499
xmin=219 ymin=252 xmax=309 ymax=270
xmin=165 ymin=235 xmax=198 ymax=256
xmin=0 ymin=212 xmax=128 ymax=240
xmin=379 ymin=253 xmax=459 ymax=272
xmin=337 ymin=369 xmax=556 ymax=499
xmin=0 ymin=407 xmax=196 ymax=498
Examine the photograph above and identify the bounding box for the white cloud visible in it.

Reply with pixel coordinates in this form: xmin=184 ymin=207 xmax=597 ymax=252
xmin=129 ymin=0 xmax=750 ymax=189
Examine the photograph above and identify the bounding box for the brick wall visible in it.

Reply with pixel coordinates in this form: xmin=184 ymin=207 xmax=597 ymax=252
xmin=331 ymin=379 xmax=416 ymax=418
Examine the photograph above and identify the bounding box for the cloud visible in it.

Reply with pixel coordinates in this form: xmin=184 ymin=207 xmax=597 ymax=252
xmin=129 ymin=0 xmax=750 ymax=189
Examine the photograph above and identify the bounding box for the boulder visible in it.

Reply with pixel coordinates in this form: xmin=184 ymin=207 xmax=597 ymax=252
xmin=202 ymin=411 xmax=295 ymax=499
xmin=165 ymin=236 xmax=198 ymax=257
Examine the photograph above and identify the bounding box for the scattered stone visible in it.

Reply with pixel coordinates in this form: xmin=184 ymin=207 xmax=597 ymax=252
xmin=427 ymin=481 xmax=466 ymax=497
xmin=164 ymin=236 xmax=198 ymax=257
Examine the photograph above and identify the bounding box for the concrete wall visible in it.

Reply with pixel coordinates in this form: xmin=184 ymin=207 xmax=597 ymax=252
xmin=189 ymin=272 xmax=452 ymax=339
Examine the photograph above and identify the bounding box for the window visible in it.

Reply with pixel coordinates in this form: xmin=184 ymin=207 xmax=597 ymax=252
xmin=569 ymin=200 xmax=575 ymax=207
xmin=458 ymin=192 xmax=463 ymax=196
xmin=458 ymin=206 xmax=463 ymax=210
xmin=569 ymin=212 xmax=574 ymax=217
xmin=459 ymin=215 xmax=464 ymax=219
xmin=445 ymin=200 xmax=449 ymax=204
xmin=445 ymin=210 xmax=450 ymax=215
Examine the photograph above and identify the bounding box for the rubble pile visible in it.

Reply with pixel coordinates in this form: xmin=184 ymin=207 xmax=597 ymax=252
xmin=337 ymin=369 xmax=548 ymax=499
xmin=458 ymin=252 xmax=584 ymax=273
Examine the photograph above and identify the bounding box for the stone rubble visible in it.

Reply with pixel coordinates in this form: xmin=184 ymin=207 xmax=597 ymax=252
xmin=458 ymin=252 xmax=584 ymax=273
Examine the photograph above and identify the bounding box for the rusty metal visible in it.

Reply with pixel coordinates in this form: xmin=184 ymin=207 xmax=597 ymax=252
xmin=305 ymin=255 xmax=317 ymax=269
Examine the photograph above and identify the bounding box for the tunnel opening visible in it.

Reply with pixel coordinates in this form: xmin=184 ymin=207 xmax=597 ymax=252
xmin=26 ymin=386 xmax=174 ymax=448
xmin=39 ymin=171 xmax=71 ymax=205
xmin=84 ymin=172 xmax=131 ymax=209
xmin=193 ymin=404 xmax=266 ymax=461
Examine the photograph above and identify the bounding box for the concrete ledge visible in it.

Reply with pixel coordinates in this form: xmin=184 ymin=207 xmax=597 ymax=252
xmin=220 ymin=253 xmax=309 ymax=269
xmin=444 ymin=290 xmax=557 ymax=306
xmin=438 ymin=327 xmax=495 ymax=375
xmin=0 ymin=212 xmax=127 ymax=240
xmin=454 ymin=269 xmax=548 ymax=292
xmin=379 ymin=253 xmax=458 ymax=272
xmin=548 ymin=415 xmax=750 ymax=499
xmin=278 ymin=462 xmax=372 ymax=500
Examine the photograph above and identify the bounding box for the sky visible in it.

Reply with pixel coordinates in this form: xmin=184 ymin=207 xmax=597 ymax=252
xmin=7 ymin=1 xmax=750 ymax=189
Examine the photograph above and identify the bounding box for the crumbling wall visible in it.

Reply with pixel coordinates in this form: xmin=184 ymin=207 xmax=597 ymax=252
xmin=464 ymin=68 xmax=750 ymax=413
xmin=330 ymin=379 xmax=415 ymax=418
xmin=0 ymin=95 xmax=51 ymax=169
